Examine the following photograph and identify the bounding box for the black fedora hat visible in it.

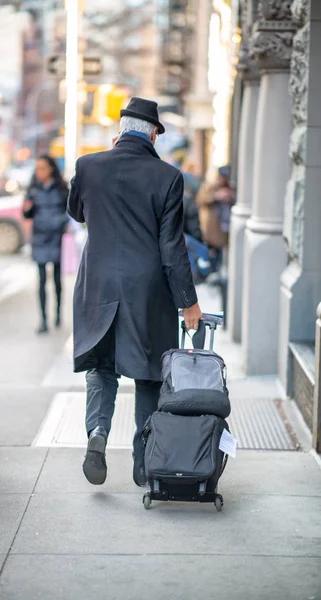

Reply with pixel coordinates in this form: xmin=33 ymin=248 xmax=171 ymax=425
xmin=120 ymin=97 xmax=165 ymax=134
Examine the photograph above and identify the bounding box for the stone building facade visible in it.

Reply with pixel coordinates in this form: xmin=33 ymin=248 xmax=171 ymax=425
xmin=228 ymin=0 xmax=321 ymax=449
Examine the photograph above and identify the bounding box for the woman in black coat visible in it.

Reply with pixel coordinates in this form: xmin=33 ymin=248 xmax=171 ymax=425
xmin=23 ymin=155 xmax=69 ymax=333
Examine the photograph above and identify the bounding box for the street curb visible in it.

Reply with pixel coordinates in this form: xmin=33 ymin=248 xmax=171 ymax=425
xmin=280 ymin=397 xmax=312 ymax=452
xmin=310 ymin=449 xmax=321 ymax=470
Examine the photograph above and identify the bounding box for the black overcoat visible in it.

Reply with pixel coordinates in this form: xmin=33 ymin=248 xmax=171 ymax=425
xmin=24 ymin=182 xmax=68 ymax=265
xmin=68 ymin=134 xmax=197 ymax=381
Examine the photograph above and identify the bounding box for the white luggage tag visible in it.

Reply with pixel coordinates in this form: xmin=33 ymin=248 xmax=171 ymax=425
xmin=219 ymin=429 xmax=237 ymax=458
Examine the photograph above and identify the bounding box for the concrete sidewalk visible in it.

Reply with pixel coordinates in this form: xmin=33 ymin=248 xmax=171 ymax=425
xmin=1 ymin=429 xmax=321 ymax=599
xmin=0 ymin=272 xmax=321 ymax=599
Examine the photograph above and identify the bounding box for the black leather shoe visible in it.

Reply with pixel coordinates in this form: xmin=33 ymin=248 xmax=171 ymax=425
xmin=37 ymin=320 xmax=48 ymax=334
xmin=83 ymin=426 xmax=108 ymax=485
xmin=133 ymin=462 xmax=148 ymax=487
xmin=133 ymin=445 xmax=148 ymax=487
xmin=55 ymin=313 xmax=61 ymax=328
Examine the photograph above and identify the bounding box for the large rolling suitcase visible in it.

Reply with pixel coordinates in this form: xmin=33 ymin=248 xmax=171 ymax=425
xmin=142 ymin=313 xmax=230 ymax=511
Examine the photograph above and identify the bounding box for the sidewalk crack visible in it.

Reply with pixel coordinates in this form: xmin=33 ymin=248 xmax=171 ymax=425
xmin=0 ymin=447 xmax=50 ymax=578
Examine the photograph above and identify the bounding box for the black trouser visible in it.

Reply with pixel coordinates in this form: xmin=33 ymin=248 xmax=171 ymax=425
xmin=85 ymin=367 xmax=161 ymax=456
xmin=38 ymin=263 xmax=61 ymax=320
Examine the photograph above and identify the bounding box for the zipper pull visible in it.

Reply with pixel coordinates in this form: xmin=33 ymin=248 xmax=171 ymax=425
xmin=188 ymin=349 xmax=197 ymax=364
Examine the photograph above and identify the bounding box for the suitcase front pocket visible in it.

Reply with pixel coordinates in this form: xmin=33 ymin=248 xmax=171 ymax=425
xmin=145 ymin=413 xmax=219 ymax=480
xmin=171 ymin=354 xmax=224 ymax=393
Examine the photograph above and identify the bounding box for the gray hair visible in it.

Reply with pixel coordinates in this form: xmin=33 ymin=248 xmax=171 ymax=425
xmin=119 ymin=116 xmax=155 ymax=139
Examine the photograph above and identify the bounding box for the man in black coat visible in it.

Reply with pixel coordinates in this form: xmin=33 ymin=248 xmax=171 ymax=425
xmin=68 ymin=97 xmax=202 ymax=487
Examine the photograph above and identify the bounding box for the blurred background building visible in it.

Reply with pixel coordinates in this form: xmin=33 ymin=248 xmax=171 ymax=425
xmin=187 ymin=0 xmax=214 ymax=176
xmin=0 ymin=0 xmax=236 ymax=180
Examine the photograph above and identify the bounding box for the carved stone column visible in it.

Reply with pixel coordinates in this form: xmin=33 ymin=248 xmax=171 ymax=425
xmin=228 ymin=0 xmax=260 ymax=342
xmin=242 ymin=1 xmax=295 ymax=374
xmin=279 ymin=0 xmax=321 ymax=392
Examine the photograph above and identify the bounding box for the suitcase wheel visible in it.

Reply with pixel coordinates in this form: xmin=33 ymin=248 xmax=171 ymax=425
xmin=214 ymin=494 xmax=223 ymax=512
xmin=143 ymin=493 xmax=152 ymax=510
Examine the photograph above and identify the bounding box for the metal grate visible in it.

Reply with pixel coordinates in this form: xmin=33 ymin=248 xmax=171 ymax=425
xmin=34 ymin=392 xmax=298 ymax=451
xmin=228 ymin=397 xmax=297 ymax=450
xmin=34 ymin=392 xmax=135 ymax=449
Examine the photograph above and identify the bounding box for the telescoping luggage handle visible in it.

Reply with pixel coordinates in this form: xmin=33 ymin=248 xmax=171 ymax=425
xmin=179 ymin=311 xmax=224 ymax=351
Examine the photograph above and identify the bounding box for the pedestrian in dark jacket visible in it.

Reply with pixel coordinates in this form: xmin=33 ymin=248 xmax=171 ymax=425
xmin=196 ymin=165 xmax=235 ymax=249
xmin=182 ymin=165 xmax=202 ymax=242
xmin=23 ymin=155 xmax=69 ymax=334
xmin=68 ymin=97 xmax=202 ymax=487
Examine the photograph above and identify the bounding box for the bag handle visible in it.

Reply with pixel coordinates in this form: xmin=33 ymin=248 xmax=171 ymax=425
xmin=179 ymin=311 xmax=223 ymax=350
xmin=180 ymin=319 xmax=217 ymax=350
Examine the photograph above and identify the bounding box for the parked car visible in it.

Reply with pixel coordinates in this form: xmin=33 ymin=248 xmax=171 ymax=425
xmin=0 ymin=176 xmax=19 ymax=196
xmin=0 ymin=195 xmax=30 ymax=254
xmin=6 ymin=160 xmax=35 ymax=191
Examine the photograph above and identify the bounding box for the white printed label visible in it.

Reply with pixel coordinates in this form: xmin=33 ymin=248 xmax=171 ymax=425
xmin=219 ymin=428 xmax=237 ymax=458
